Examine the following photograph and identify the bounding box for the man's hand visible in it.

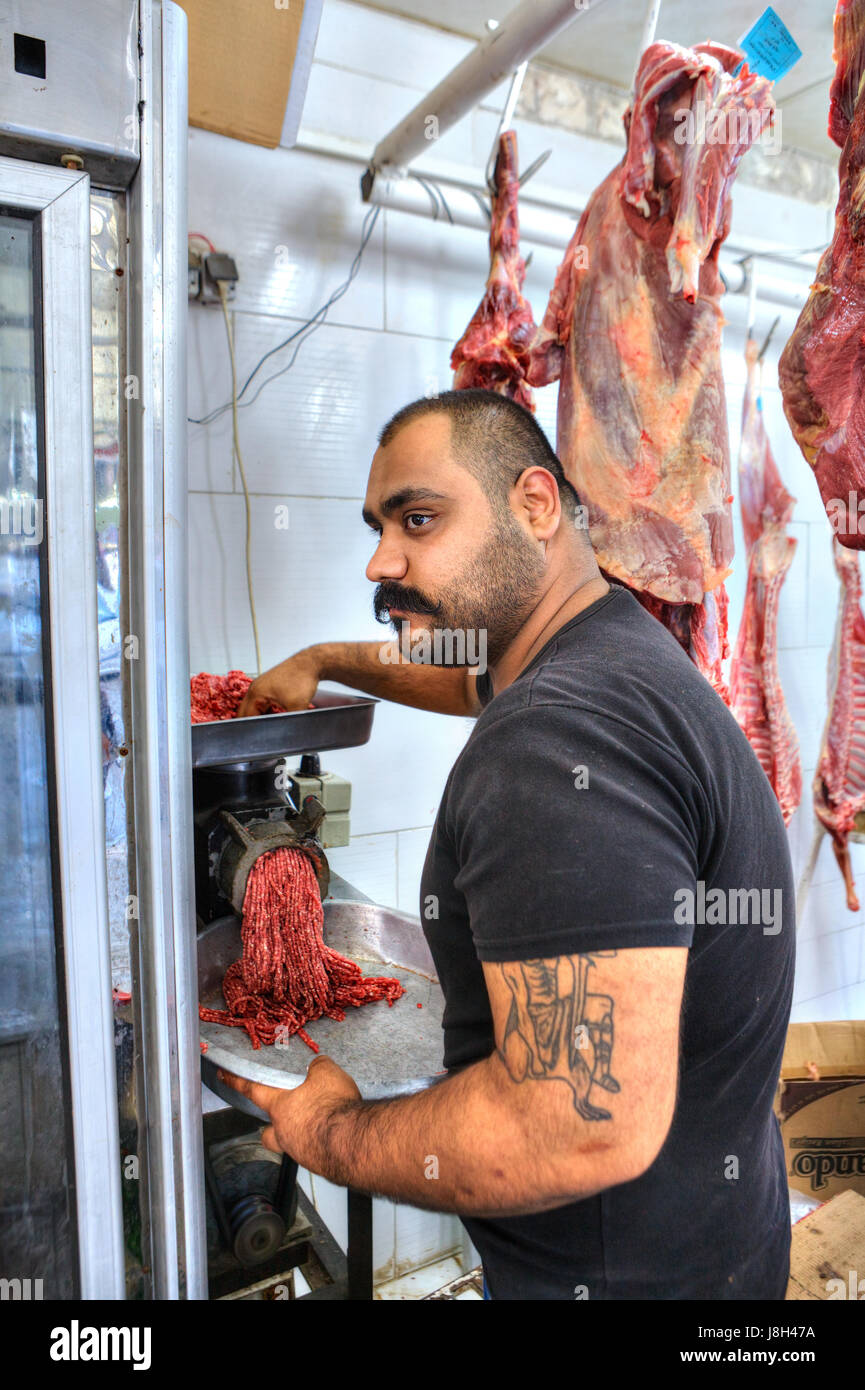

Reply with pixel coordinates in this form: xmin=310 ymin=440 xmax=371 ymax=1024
xmin=237 ymin=640 xmax=481 ymax=719
xmin=217 ymin=1056 xmax=361 ymax=1170
xmin=237 ymin=650 xmax=320 ymax=718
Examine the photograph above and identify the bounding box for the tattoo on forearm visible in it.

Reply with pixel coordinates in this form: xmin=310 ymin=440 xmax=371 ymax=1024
xmin=495 ymin=953 xmax=620 ymax=1120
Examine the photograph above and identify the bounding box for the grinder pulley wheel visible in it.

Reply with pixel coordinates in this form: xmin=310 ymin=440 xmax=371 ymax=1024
xmin=216 ymin=802 xmax=330 ymax=914
xmin=228 ymin=1193 xmax=285 ymax=1267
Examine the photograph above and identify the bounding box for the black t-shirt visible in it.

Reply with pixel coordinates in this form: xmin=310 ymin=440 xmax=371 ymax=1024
xmin=419 ymin=584 xmax=795 ymax=1300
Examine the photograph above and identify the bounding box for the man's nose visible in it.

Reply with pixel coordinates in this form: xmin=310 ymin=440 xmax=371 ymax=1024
xmin=366 ymin=534 xmax=408 ymax=584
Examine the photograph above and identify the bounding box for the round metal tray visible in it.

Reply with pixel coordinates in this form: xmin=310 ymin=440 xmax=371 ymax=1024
xmin=199 ymin=899 xmax=446 ymax=1120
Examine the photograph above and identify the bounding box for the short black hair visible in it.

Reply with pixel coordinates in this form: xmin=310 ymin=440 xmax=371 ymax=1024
xmin=378 ymin=388 xmax=582 ymax=522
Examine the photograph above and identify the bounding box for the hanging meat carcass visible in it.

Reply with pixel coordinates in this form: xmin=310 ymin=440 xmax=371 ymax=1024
xmin=527 ymin=41 xmax=775 ymax=697
xmin=451 ymin=130 xmax=537 ymax=410
xmin=814 ymin=540 xmax=865 ymax=910
xmin=779 ymin=0 xmax=865 ymax=548
xmin=729 ymin=335 xmax=801 ymax=824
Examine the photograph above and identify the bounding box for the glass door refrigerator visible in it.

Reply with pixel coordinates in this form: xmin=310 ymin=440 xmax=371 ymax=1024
xmin=0 ymin=0 xmax=204 ymax=1299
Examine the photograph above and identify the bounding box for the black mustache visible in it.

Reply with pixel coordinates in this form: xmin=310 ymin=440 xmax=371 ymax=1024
xmin=373 ymin=584 xmax=443 ymax=624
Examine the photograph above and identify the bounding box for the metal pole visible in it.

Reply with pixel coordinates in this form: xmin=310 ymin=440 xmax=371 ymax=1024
xmin=369 ymin=0 xmax=609 ymax=174
xmin=632 ymin=0 xmax=663 ymax=89
xmin=362 ymin=169 xmax=811 ymax=306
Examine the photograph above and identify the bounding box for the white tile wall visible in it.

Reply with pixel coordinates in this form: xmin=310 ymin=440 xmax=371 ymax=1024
xmin=188 ymin=0 xmax=865 ymax=1286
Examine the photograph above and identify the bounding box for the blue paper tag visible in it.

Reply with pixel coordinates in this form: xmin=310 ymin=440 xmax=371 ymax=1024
xmin=736 ymin=7 xmax=802 ymax=82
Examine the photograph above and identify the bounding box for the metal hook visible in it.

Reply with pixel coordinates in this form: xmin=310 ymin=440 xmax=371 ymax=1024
xmin=518 ymin=147 xmax=552 ymax=188
xmin=485 ymin=60 xmax=528 ymax=195
xmin=757 ymin=314 xmax=781 ymax=363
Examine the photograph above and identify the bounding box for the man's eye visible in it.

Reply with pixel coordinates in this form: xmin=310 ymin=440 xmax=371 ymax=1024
xmin=405 ymin=514 xmax=432 ymax=530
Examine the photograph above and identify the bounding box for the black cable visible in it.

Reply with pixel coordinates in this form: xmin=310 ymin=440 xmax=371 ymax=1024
xmin=188 ymin=204 xmax=381 ymax=426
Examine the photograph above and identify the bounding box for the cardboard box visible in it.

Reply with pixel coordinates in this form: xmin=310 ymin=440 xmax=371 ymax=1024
xmin=775 ymin=1021 xmax=865 ymax=1203
xmin=176 ymin=0 xmax=306 ymax=149
xmin=786 ymin=1189 xmax=865 ymax=1300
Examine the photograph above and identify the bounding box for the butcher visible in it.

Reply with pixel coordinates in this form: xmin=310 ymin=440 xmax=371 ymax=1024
xmin=224 ymin=387 xmax=795 ymax=1301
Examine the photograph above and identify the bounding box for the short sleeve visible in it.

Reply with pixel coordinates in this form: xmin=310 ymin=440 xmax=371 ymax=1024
xmin=447 ymin=701 xmax=702 ymax=961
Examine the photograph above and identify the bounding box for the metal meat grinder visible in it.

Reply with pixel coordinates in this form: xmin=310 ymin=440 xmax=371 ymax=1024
xmin=192 ymin=691 xmax=445 ymax=1298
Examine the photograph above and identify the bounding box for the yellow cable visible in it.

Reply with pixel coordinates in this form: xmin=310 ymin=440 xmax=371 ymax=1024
xmin=218 ymin=281 xmax=262 ymax=676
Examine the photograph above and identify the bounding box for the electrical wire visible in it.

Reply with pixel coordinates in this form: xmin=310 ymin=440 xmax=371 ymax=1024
xmin=217 ymin=280 xmax=262 ymax=675
xmin=188 ymin=205 xmax=381 ymax=427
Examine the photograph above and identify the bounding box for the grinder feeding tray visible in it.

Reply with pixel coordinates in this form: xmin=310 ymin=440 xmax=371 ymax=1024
xmin=191 ymin=691 xmax=377 ymax=769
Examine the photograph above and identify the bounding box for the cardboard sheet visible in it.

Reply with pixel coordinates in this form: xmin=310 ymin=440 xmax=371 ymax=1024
xmin=176 ymin=0 xmax=305 ymax=148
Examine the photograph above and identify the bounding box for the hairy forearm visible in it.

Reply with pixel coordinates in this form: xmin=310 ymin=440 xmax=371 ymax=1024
xmin=303 ymin=1053 xmax=621 ymax=1217
xmin=310 ymin=640 xmax=479 ymax=717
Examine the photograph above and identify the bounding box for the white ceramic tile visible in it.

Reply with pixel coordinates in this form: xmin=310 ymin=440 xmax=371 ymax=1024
xmin=188 ymin=492 xmax=387 ymax=675
xmin=793 ymin=922 xmax=863 ymax=1005
xmin=394 ymin=1204 xmax=464 ymax=1278
xmin=187 ymin=307 xmax=236 ymax=492
xmin=188 ymin=130 xmax=384 ymax=330
xmin=308 ymin=1173 xmax=347 ymax=1253
xmin=760 ymin=392 xmax=826 ymax=529
xmin=777 ymin=643 xmax=833 ymax=774
xmin=726 ymin=182 xmax=831 ymax=263
xmin=795 ymin=871 xmax=865 ymax=944
xmin=459 ymin=1228 xmax=482 ymax=1274
xmin=790 ymin=981 xmax=865 ymax=1022
xmin=221 ymin=317 xmax=455 ymax=497
xmin=324 ymin=831 xmax=398 ymax=907
xmin=297 ymin=1169 xmax=313 ymax=1200
xmin=806 ymin=523 xmax=842 ymax=649
xmin=310 ymin=700 xmax=472 ymax=838
xmin=372 ymin=1198 xmax=396 ymax=1285
xmin=384 ymin=205 xmax=506 ymax=342
xmin=375 ymin=1253 xmax=464 ymax=1300
xmin=300 ymin=1172 xmax=396 ymax=1285
xmin=396 ymin=826 xmax=435 ymax=915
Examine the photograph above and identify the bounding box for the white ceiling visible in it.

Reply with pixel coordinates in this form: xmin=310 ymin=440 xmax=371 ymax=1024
xmin=362 ymin=0 xmax=839 ymax=161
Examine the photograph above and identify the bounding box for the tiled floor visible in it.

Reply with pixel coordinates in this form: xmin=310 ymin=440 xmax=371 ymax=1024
xmin=374 ymin=1255 xmax=483 ymax=1300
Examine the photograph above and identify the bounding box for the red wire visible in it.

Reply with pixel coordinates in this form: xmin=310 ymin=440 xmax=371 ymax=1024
xmin=188 ymin=231 xmax=216 ymax=251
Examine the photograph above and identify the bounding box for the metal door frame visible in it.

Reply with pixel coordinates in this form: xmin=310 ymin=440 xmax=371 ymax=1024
xmin=126 ymin=0 xmax=206 ymax=1299
xmin=0 ymin=155 xmax=125 ymax=1299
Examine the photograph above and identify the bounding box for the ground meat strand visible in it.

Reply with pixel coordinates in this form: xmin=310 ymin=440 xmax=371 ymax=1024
xmin=199 ymin=847 xmax=404 ymax=1052
xmin=191 ymin=669 xmax=287 ymax=723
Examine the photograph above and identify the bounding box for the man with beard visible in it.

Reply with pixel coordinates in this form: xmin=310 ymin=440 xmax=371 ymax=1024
xmin=227 ymin=389 xmax=794 ymax=1301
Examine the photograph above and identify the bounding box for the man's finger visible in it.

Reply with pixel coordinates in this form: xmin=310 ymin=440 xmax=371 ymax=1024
xmin=260 ymin=1124 xmax=283 ymax=1155
xmin=217 ymin=1068 xmax=283 ymax=1114
xmin=237 ymin=691 xmax=265 ymax=719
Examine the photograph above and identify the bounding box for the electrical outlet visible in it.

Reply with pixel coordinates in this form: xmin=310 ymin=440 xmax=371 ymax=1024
xmin=200 ymin=251 xmax=239 ymax=304
xmin=187 ymin=249 xmax=239 ymax=304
